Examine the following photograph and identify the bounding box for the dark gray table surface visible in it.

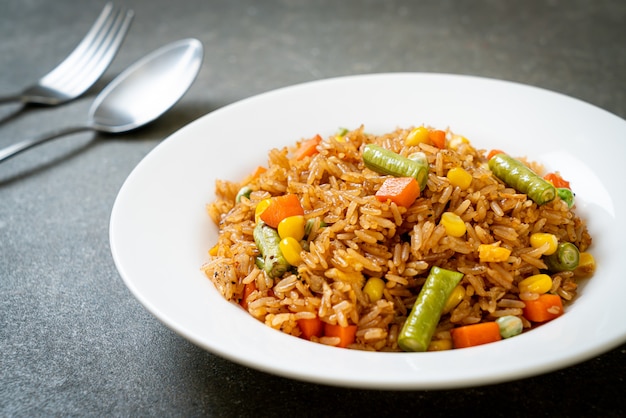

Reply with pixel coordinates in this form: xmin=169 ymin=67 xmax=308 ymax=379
xmin=1 ymin=0 xmax=625 ymax=416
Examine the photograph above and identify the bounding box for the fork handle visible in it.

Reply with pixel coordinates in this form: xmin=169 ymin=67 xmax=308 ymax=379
xmin=0 ymin=93 xmax=24 ymax=105
xmin=0 ymin=125 xmax=92 ymax=163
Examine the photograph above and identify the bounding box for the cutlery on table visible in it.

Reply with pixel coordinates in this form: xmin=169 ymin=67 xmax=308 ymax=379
xmin=0 ymin=38 xmax=204 ymax=163
xmin=0 ymin=2 xmax=134 ymax=106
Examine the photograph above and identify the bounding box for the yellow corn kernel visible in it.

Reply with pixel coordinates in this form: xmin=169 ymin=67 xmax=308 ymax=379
xmin=518 ymin=274 xmax=552 ymax=294
xmin=277 ymin=215 xmax=306 ymax=241
xmin=442 ymin=285 xmax=465 ymax=314
xmin=446 ymin=167 xmax=473 ymax=190
xmin=254 ymin=198 xmax=271 ymax=223
xmin=440 ymin=212 xmax=466 ymax=237
xmin=575 ymin=252 xmax=596 ymax=277
xmin=448 ymin=135 xmax=469 ymax=150
xmin=427 ymin=339 xmax=453 ymax=351
xmin=326 ymin=268 xmax=364 ymax=284
xmin=363 ymin=277 xmax=385 ymax=302
xmin=208 ymin=245 xmax=219 ymax=256
xmin=405 ymin=126 xmax=429 ymax=146
xmin=279 ymin=237 xmax=303 ymax=266
xmin=478 ymin=243 xmax=511 ymax=262
xmin=529 ymin=233 xmax=558 ymax=255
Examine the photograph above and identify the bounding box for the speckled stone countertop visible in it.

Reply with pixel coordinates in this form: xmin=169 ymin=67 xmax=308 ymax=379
xmin=1 ymin=1 xmax=624 ymax=416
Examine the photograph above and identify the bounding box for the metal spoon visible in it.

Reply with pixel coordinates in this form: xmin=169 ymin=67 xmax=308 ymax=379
xmin=0 ymin=38 xmax=203 ymax=163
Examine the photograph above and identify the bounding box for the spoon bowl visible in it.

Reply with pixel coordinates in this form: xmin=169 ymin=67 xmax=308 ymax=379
xmin=91 ymin=38 xmax=203 ymax=133
xmin=0 ymin=38 xmax=204 ymax=163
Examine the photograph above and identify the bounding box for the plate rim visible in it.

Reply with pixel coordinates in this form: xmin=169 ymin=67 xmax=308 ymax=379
xmin=110 ymin=72 xmax=626 ymax=390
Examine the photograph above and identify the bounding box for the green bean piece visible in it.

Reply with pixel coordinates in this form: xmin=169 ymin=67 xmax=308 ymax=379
xmin=253 ymin=222 xmax=290 ymax=278
xmin=336 ymin=127 xmax=349 ymax=136
xmin=408 ymin=151 xmax=428 ymax=166
xmin=398 ymin=266 xmax=464 ymax=352
xmin=235 ymin=186 xmax=253 ymax=203
xmin=254 ymin=256 xmax=265 ymax=270
xmin=488 ymin=154 xmax=556 ymax=205
xmin=544 ymin=242 xmax=580 ymax=272
xmin=557 ymin=187 xmax=575 ymax=208
xmin=496 ymin=315 xmax=523 ymax=338
xmin=362 ymin=144 xmax=429 ymax=191
xmin=304 ymin=217 xmax=326 ymax=239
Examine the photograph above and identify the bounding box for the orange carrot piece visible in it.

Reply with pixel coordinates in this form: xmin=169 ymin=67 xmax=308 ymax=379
xmin=543 ymin=172 xmax=571 ymax=189
xmin=487 ymin=149 xmax=505 ymax=160
xmin=294 ymin=134 xmax=322 ymax=160
xmin=252 ymin=165 xmax=267 ymax=179
xmin=375 ymin=177 xmax=420 ymax=208
xmin=323 ymin=323 xmax=357 ymax=348
xmin=259 ymin=194 xmax=305 ymax=228
xmin=429 ymin=129 xmax=446 ymax=148
xmin=241 ymin=165 xmax=267 ymax=185
xmin=239 ymin=281 xmax=257 ymax=310
xmin=297 ymin=317 xmax=323 ymax=340
xmin=450 ymin=322 xmax=502 ymax=349
xmin=523 ymin=293 xmax=564 ymax=322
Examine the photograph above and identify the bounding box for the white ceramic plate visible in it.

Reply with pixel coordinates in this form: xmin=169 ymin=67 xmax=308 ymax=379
xmin=110 ymin=73 xmax=626 ymax=390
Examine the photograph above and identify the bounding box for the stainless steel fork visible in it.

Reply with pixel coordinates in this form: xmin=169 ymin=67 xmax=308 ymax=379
xmin=0 ymin=2 xmax=134 ymax=106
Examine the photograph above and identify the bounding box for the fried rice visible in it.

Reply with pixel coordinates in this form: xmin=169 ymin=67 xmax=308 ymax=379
xmin=202 ymin=125 xmax=593 ymax=351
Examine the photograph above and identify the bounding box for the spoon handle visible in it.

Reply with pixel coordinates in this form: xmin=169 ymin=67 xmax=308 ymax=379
xmin=0 ymin=125 xmax=92 ymax=163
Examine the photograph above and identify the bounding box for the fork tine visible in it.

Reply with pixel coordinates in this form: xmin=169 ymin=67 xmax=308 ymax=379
xmin=40 ymin=3 xmax=117 ymax=86
xmin=83 ymin=9 xmax=135 ymax=87
xmin=0 ymin=2 xmax=134 ymax=105
xmin=57 ymin=7 xmax=134 ymax=97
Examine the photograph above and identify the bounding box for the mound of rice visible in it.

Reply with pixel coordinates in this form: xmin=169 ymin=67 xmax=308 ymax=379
xmin=202 ymin=126 xmax=593 ymax=351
